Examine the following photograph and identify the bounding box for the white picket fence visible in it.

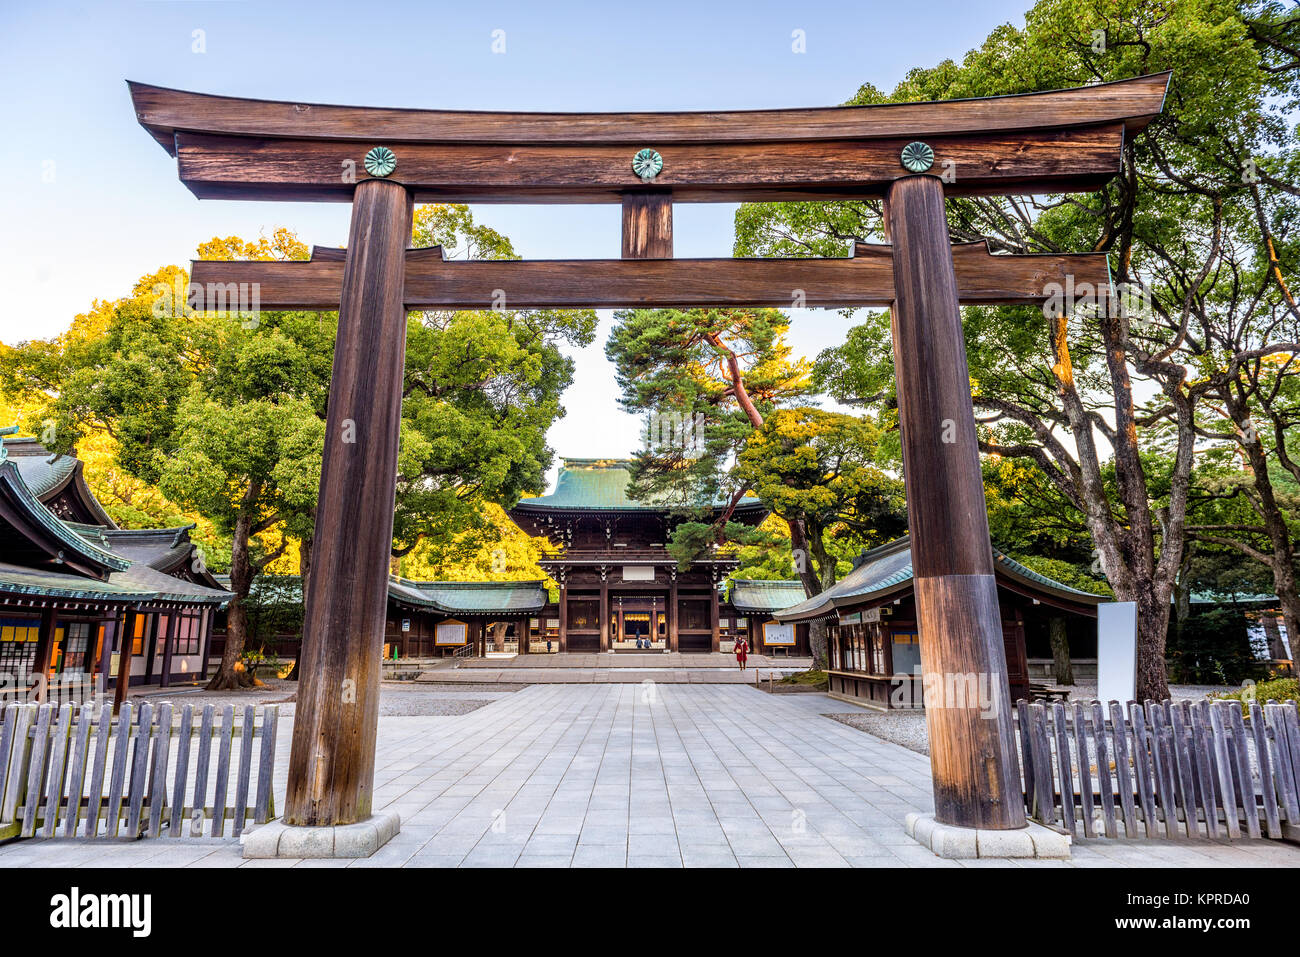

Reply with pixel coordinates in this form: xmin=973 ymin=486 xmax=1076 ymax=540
xmin=0 ymin=700 xmax=279 ymax=842
xmin=1015 ymin=698 xmax=1300 ymax=840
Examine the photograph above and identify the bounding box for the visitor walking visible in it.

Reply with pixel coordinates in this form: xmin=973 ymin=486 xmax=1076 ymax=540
xmin=734 ymin=634 xmax=748 ymax=672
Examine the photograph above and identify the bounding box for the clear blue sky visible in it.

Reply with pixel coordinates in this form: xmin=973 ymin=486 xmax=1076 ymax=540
xmin=0 ymin=0 xmax=1033 ymax=484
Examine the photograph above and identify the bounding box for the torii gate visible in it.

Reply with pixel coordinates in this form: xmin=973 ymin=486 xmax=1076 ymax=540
xmin=129 ymin=74 xmax=1167 ymax=854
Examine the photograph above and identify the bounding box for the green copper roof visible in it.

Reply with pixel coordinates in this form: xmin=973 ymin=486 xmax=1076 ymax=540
xmin=729 ymin=579 xmax=808 ymax=613
xmin=775 ymin=537 xmax=1106 ymax=622
xmin=0 ymin=559 xmax=229 ymax=605
xmin=0 ymin=462 xmax=129 ymax=573
xmin=514 ymin=458 xmax=762 ymax=512
xmin=2 ymin=436 xmax=77 ymax=497
xmin=1 ymin=434 xmax=117 ymax=527
xmin=0 ymin=460 xmax=227 ymax=606
xmin=387 ymin=579 xmax=548 ymax=615
xmin=214 ymin=576 xmax=549 ymax=616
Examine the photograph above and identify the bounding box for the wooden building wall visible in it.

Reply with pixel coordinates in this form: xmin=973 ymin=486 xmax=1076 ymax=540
xmin=824 ymin=589 xmax=1041 ymax=710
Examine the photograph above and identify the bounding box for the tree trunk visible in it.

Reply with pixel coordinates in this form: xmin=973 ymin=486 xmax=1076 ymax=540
xmin=1134 ymin=585 xmax=1173 ymax=701
xmin=207 ymin=506 xmax=257 ymax=690
xmin=1048 ymin=617 xmax=1073 ymax=685
xmin=1240 ymin=417 xmax=1300 ymax=673
xmin=807 ymin=618 xmax=829 ymax=670
xmin=493 ymin=621 xmax=507 ymax=654
xmin=1271 ymin=563 xmax=1300 ymax=672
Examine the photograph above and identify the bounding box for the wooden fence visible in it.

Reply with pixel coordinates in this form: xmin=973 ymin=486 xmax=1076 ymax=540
xmin=1015 ymin=698 xmax=1300 ymax=841
xmin=0 ymin=700 xmax=279 ymax=842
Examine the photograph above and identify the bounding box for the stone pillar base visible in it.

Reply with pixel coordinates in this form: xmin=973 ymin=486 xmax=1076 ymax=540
xmin=904 ymin=812 xmax=1070 ymax=859
xmin=242 ymin=811 xmax=401 ymax=859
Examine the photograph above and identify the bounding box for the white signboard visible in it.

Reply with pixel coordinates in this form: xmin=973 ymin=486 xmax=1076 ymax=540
xmin=435 ymin=621 xmax=468 ymax=646
xmin=622 ymin=565 xmax=655 ymax=582
xmin=763 ymin=621 xmax=796 ymax=646
xmin=1097 ymin=602 xmax=1137 ymax=704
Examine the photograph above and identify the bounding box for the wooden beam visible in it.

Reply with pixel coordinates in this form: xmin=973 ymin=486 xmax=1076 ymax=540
xmin=284 ymin=179 xmax=413 ymax=828
xmin=886 ymin=174 xmax=1025 ymax=830
xmin=171 ymin=125 xmax=1125 ymax=203
xmin=622 ymin=193 xmax=672 ymax=259
xmin=189 ymin=242 xmax=1108 ymax=311
xmin=129 ymin=74 xmax=1169 ymax=152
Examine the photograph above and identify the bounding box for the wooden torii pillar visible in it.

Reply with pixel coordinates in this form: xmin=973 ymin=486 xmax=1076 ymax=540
xmin=129 ymin=74 xmax=1167 ymax=844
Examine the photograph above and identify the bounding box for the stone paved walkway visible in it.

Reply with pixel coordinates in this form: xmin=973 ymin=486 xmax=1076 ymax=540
xmin=420 ymin=652 xmax=812 ymax=684
xmin=1 ymin=685 xmax=1297 ymax=868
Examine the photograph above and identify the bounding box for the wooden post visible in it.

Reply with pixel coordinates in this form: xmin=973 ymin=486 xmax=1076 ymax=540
xmin=160 ymin=609 xmax=178 ymax=688
xmin=885 ymin=174 xmax=1025 ymax=830
xmin=31 ymin=607 xmax=57 ymax=702
xmin=96 ymin=614 xmax=117 ymax=703
xmin=114 ymin=608 xmax=138 ymax=715
xmin=197 ymin=607 xmax=213 ymax=682
xmin=709 ymin=581 xmax=721 ymax=653
xmin=142 ymin=613 xmax=159 ymax=681
xmin=558 ymin=581 xmax=568 ymax=653
xmin=668 ymin=579 xmax=678 ymax=652
xmin=621 ymin=193 xmax=672 ymax=259
xmin=599 ymin=581 xmax=610 ymax=652
xmin=285 ymin=178 xmax=413 ymax=828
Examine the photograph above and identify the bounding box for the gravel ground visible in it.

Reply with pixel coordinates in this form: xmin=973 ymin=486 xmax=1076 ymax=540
xmin=826 ymin=709 xmax=931 ymax=755
xmin=130 ymin=678 xmax=516 ymax=721
xmin=826 ymin=681 xmax=1241 ymax=756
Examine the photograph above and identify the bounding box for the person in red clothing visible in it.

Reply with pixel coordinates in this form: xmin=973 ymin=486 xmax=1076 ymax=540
xmin=734 ymin=634 xmax=749 ymax=671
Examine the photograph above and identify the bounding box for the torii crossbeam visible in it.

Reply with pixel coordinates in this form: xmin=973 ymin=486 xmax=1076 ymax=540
xmin=130 ymin=74 xmax=1167 ymax=847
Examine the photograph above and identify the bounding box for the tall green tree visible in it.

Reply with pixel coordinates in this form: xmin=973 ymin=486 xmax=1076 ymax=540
xmin=734 ymin=408 xmax=906 ymax=663
xmin=1 ymin=206 xmax=597 ymax=688
xmin=736 ymin=0 xmax=1300 ymax=701
xmin=0 ymin=256 xmax=327 ymax=688
xmin=395 ymin=205 xmax=598 ymax=564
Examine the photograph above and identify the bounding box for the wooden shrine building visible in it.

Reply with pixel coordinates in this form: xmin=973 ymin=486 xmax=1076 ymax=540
xmin=727 ymin=579 xmax=810 ymax=657
xmin=508 ymin=458 xmax=767 ymax=653
xmin=0 ymin=432 xmax=229 ymax=701
xmin=775 ymin=536 xmax=1103 ymax=709
xmin=385 ymin=579 xmax=547 ymax=657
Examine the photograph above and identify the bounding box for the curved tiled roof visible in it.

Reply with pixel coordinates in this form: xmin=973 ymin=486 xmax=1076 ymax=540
xmin=0 ymin=461 xmax=227 ymax=605
xmin=514 ymin=458 xmax=763 ymax=513
xmin=2 ymin=434 xmax=118 ymax=528
xmin=728 ymin=579 xmax=808 ymax=613
xmin=0 ymin=462 xmax=129 ymax=573
xmin=774 ymin=536 xmax=1105 ymax=622
xmin=387 ymin=579 xmax=548 ymax=615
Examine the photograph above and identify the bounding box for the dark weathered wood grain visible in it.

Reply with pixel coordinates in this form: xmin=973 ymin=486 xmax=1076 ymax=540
xmin=284 ymin=179 xmax=413 ymax=827
xmin=169 ymin=704 xmax=194 ymax=837
xmin=19 ymin=704 xmax=51 ymax=837
xmin=147 ymin=701 xmax=172 ymax=838
xmin=1227 ymin=705 xmax=1261 ymax=838
xmin=129 ymin=73 xmax=1169 ymax=152
xmin=38 ymin=703 xmax=71 ymax=837
xmin=125 ymin=700 xmax=153 ymax=837
xmin=1072 ymin=702 xmax=1094 ymax=838
xmin=1090 ymin=701 xmax=1118 ymax=838
xmin=105 ymin=701 xmax=132 ymax=838
xmin=887 ymin=174 xmax=1024 ymax=830
xmin=1051 ymin=702 xmax=1076 ymax=835
xmin=211 ymin=704 xmax=234 ymax=837
xmin=62 ymin=704 xmax=93 ymax=838
xmin=190 ymin=241 xmax=1109 ymax=311
xmin=622 ymin=193 xmax=673 ymax=259
xmin=172 ymin=126 xmax=1126 ymax=203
